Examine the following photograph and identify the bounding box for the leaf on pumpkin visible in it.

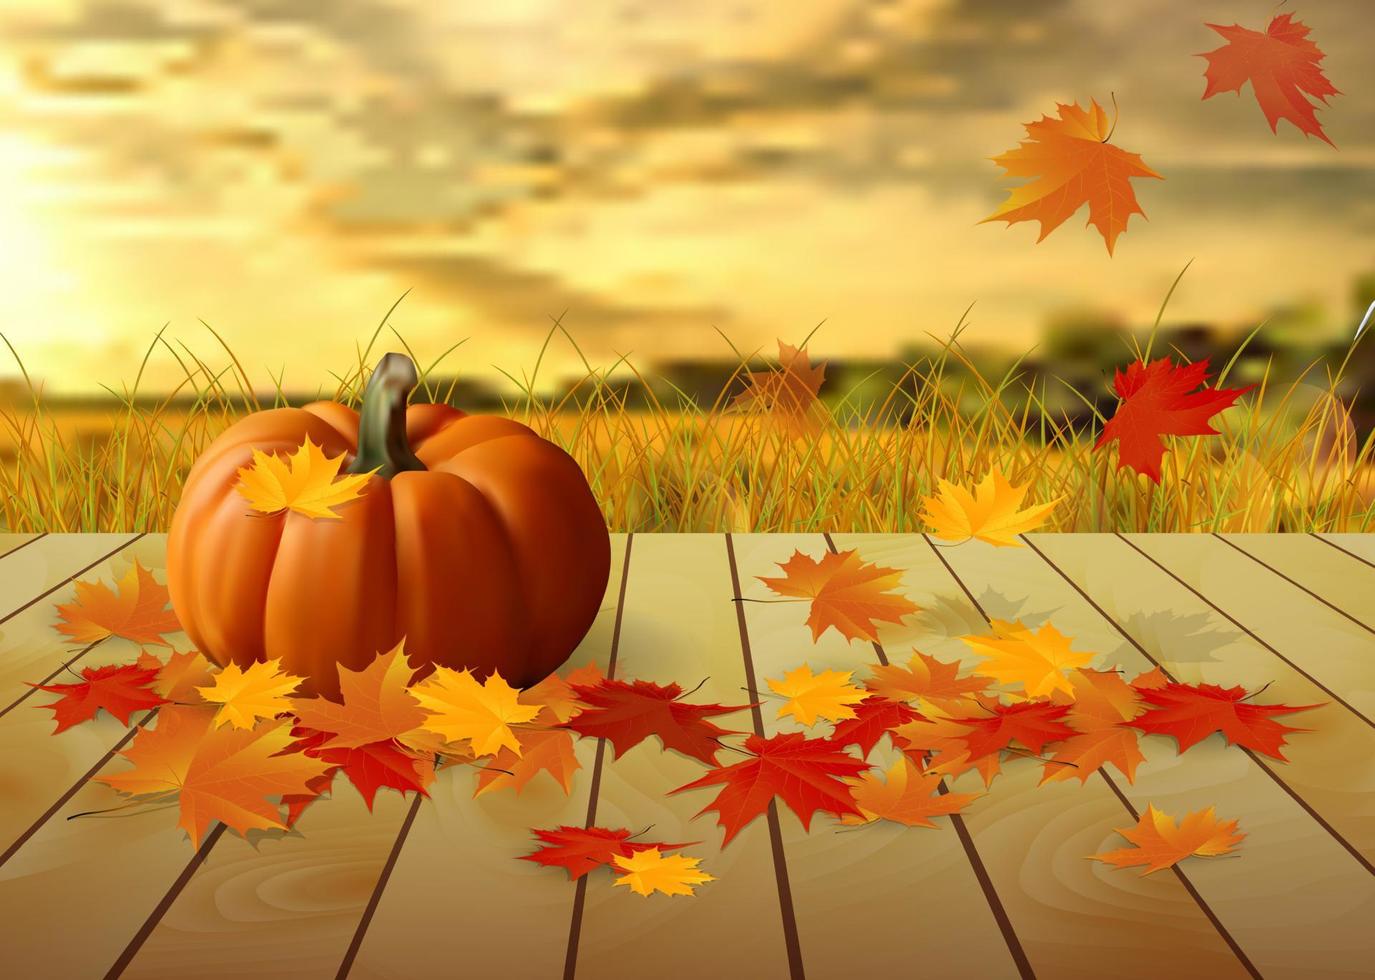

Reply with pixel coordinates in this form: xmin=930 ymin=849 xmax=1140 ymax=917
xmin=1094 ymin=357 xmax=1253 ymax=483
xmin=1041 ymin=669 xmax=1147 ymax=785
xmin=672 ymin=731 xmax=869 ymax=846
xmin=31 ymin=662 xmax=168 ymax=733
xmin=235 ymin=437 xmax=373 ymax=519
xmin=521 ymin=826 xmax=693 ymax=880
xmin=561 ymin=678 xmax=752 ymax=766
xmin=1199 ymin=14 xmax=1339 ymax=147
xmin=829 ymin=695 xmax=924 ymax=758
xmin=842 ymin=755 xmax=980 ymax=828
xmin=196 ymin=658 xmax=303 ymax=730
xmin=55 ymin=560 xmax=182 ymax=647
xmin=137 ymin=649 xmax=215 ymax=703
xmin=759 ymin=549 xmax=918 ymax=644
xmin=731 ymin=340 xmax=827 ymax=436
xmin=291 ymin=642 xmax=429 ymax=748
xmin=1092 ymin=804 xmax=1245 ymax=875
xmin=1127 ymin=681 xmax=1321 ymax=760
xmin=981 ymin=98 xmax=1163 ymax=255
xmin=866 ymin=650 xmax=992 ymax=711
xmin=474 ymin=726 xmax=581 ymax=798
xmin=961 ymin=619 xmax=1095 ymax=699
xmin=612 ymin=848 xmax=716 ymax=897
xmin=412 ymin=667 xmax=543 ymax=757
xmin=920 ymin=468 xmax=1062 ymax=547
xmin=766 ymin=665 xmax=869 ymax=727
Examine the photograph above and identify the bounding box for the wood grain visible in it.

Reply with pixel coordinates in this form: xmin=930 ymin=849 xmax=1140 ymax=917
xmin=945 ymin=535 xmax=1375 ymax=980
xmin=1215 ymin=535 xmax=1375 ymax=633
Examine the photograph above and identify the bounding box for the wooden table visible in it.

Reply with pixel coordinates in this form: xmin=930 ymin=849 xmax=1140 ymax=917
xmin=0 ymin=532 xmax=1370 ymax=980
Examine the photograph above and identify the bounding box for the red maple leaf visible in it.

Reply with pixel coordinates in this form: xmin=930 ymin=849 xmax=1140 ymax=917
xmin=1127 ymin=682 xmax=1322 ymax=760
xmin=30 ymin=663 xmax=168 ymax=733
xmin=280 ymin=726 xmax=432 ymax=820
xmin=562 ymin=679 xmax=753 ymax=765
xmin=1094 ymin=357 xmax=1253 ymax=482
xmin=520 ymin=826 xmax=693 ymax=880
xmin=829 ymin=696 xmax=924 ymax=758
xmin=955 ymin=700 xmax=1074 ymax=759
xmin=671 ymin=732 xmax=870 ymax=846
xmin=1200 ymin=14 xmax=1340 ymax=147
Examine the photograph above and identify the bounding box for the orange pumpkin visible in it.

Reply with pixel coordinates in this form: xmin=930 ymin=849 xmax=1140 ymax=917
xmin=166 ymin=352 xmax=611 ymax=699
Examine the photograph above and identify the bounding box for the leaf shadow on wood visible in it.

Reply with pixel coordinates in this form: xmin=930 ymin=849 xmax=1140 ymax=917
xmin=1118 ymin=609 xmax=1241 ymax=666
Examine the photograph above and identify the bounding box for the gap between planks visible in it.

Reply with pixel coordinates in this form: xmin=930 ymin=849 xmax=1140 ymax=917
xmin=1210 ymin=534 xmax=1375 ymax=639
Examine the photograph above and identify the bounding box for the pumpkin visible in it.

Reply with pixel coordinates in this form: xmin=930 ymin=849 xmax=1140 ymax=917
xmin=166 ymin=352 xmax=611 ymax=699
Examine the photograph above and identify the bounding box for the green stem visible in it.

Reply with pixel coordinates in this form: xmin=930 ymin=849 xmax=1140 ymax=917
xmin=348 ymin=352 xmax=427 ymax=478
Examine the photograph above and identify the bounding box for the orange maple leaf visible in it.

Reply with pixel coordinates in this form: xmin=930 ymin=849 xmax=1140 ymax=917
xmin=292 ymin=642 xmax=429 ymax=748
xmin=982 ymin=99 xmax=1163 ymax=255
xmin=1200 ymin=14 xmax=1339 ymax=147
xmin=758 ymin=549 xmax=918 ymax=644
xmin=841 ymin=756 xmax=980 ymax=828
xmin=731 ymin=341 xmax=827 ymax=436
xmin=137 ymin=649 xmax=215 ymax=703
xmin=865 ymin=650 xmax=991 ymax=711
xmin=1042 ymin=669 xmax=1147 ymax=785
xmin=474 ymin=726 xmax=582 ymax=797
xmin=55 ymin=560 xmax=182 ymax=647
xmin=1092 ymin=804 xmax=1245 ymax=875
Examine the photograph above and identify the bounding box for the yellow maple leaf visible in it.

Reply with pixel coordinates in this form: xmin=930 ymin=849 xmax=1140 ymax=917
xmin=841 ymin=755 xmax=981 ymax=827
xmin=612 ymin=848 xmax=716 ymax=897
xmin=961 ymin=619 xmax=1094 ymax=699
xmin=1091 ymin=804 xmax=1245 ymax=875
xmin=412 ymin=667 xmax=543 ymax=757
xmin=196 ymin=658 xmax=304 ymax=730
xmin=292 ymin=641 xmax=429 ymax=748
xmin=235 ymin=437 xmax=373 ymax=519
xmin=55 ymin=560 xmax=182 ymax=646
xmin=766 ymin=664 xmax=868 ymax=726
xmin=919 ymin=467 xmax=1062 ymax=547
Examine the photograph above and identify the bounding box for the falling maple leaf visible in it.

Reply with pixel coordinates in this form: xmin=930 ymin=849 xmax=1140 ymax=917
xmin=1042 ymin=669 xmax=1147 ymax=785
xmin=30 ymin=662 xmax=168 ymax=733
xmin=961 ymin=619 xmax=1095 ymax=699
xmin=759 ymin=549 xmax=918 ymax=644
xmin=236 ymin=437 xmax=373 ymax=519
xmin=842 ymin=756 xmax=980 ymax=828
xmin=1092 ymin=804 xmax=1245 ymax=875
xmin=612 ymin=848 xmax=716 ymax=897
xmin=412 ymin=667 xmax=543 ymax=757
xmin=137 ymin=649 xmax=215 ymax=703
xmin=55 ymin=560 xmax=182 ymax=647
xmin=561 ymin=678 xmax=751 ymax=766
xmin=1127 ymin=681 xmax=1321 ymax=760
xmin=672 ymin=731 xmax=869 ymax=846
xmin=866 ymin=650 xmax=992 ymax=711
xmin=981 ymin=98 xmax=1163 ymax=255
xmin=1095 ymin=357 xmax=1253 ymax=483
xmin=920 ymin=468 xmax=1062 ymax=547
xmin=196 ymin=658 xmax=303 ymax=730
xmin=955 ymin=699 xmax=1075 ymax=759
xmin=475 ymin=727 xmax=581 ymax=797
xmin=829 ymin=695 xmax=924 ymax=758
xmin=1199 ymin=14 xmax=1339 ymax=147
xmin=521 ymin=826 xmax=693 ymax=880
xmin=766 ymin=665 xmax=869 ymax=726
xmin=292 ymin=642 xmax=429 ymax=748
xmin=731 ymin=340 xmax=827 ymax=436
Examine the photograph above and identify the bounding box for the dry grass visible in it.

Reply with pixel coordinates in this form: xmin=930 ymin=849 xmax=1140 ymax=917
xmin=2 ymin=299 xmax=1373 ymax=534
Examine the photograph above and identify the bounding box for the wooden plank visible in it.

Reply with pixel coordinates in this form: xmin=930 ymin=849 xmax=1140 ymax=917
xmin=1027 ymin=533 xmax=1375 ymax=861
xmin=343 ymin=534 xmax=631 ymax=980
xmin=828 ymin=533 xmax=1257 ymax=980
xmin=0 ymin=533 xmax=43 ymax=561
xmin=1215 ymin=535 xmax=1375 ymax=633
xmin=1120 ymin=534 xmax=1374 ymax=723
xmin=0 ymin=532 xmax=139 ymax=623
xmin=729 ymin=533 xmax=1021 ymax=979
xmin=1317 ymin=533 xmax=1375 ymax=568
xmin=569 ymin=534 xmax=793 ymax=980
xmin=944 ymin=535 xmax=1375 ymax=979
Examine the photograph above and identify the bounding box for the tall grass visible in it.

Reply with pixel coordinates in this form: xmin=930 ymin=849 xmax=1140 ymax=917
xmin=2 ymin=298 xmax=1373 ymax=533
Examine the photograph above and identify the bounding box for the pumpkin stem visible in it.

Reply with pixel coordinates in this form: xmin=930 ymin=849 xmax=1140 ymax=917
xmin=349 ymin=352 xmax=427 ymax=478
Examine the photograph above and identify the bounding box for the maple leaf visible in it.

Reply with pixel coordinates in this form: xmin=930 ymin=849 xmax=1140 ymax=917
xmin=981 ymin=98 xmax=1163 ymax=255
xmin=55 ymin=560 xmax=181 ymax=647
xmin=1095 ymin=357 xmax=1253 ymax=483
xmin=562 ymin=678 xmax=750 ymax=765
xmin=235 ymin=437 xmax=373 ymax=519
xmin=613 ymin=848 xmax=716 ymax=897
xmin=475 ymin=727 xmax=581 ymax=797
xmin=866 ymin=650 xmax=992 ymax=711
xmin=1199 ymin=14 xmax=1339 ymax=147
xmin=137 ymin=649 xmax=215 ymax=703
xmin=1042 ymin=669 xmax=1147 ymax=785
xmin=521 ymin=826 xmax=693 ymax=880
xmin=1092 ymin=804 xmax=1245 ymax=875
xmin=955 ymin=700 xmax=1075 ymax=759
xmin=919 ymin=468 xmax=1062 ymax=547
xmin=31 ymin=662 xmax=168 ymax=733
xmin=829 ymin=696 xmax=924 ymax=758
xmin=1131 ymin=667 xmax=1169 ymax=691
xmin=1127 ymin=681 xmax=1321 ymax=760
xmin=841 ymin=756 xmax=980 ymax=828
xmin=892 ymin=703 xmax=1006 ymax=788
xmin=672 ymin=732 xmax=869 ymax=846
xmin=961 ymin=619 xmax=1095 ymax=699
xmin=766 ymin=665 xmax=869 ymax=726
xmin=291 ymin=642 xmax=428 ymax=748
xmin=518 ymin=662 xmax=605 ymax=725
xmin=412 ymin=667 xmax=543 ymax=757
xmin=285 ymin=726 xmax=434 ymax=812
xmin=99 ymin=708 xmax=333 ymax=844
xmin=196 ymin=658 xmax=303 ymax=730
xmin=759 ymin=549 xmax=918 ymax=644
xmin=731 ymin=340 xmax=827 ymax=437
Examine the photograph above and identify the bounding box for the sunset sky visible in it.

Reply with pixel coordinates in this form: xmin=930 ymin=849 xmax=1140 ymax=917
xmin=1 ymin=0 xmax=1372 ymax=394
